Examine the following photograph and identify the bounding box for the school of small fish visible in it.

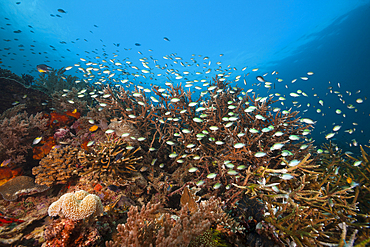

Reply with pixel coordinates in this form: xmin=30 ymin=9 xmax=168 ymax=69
xmin=0 ymin=6 xmax=368 ymax=182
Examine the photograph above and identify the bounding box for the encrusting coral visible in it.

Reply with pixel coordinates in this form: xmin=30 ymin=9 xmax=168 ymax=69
xmin=48 ymin=190 xmax=103 ymax=221
xmin=0 ymin=176 xmax=49 ymax=201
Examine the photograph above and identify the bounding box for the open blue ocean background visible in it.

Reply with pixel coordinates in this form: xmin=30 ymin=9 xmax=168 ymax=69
xmin=1 ymin=0 xmax=369 ymax=155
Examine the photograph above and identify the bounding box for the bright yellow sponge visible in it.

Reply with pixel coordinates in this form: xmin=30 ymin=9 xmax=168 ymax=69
xmin=48 ymin=190 xmax=103 ymax=221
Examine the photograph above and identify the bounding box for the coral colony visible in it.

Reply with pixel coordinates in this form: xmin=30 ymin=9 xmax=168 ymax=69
xmin=0 ymin=66 xmax=370 ymax=247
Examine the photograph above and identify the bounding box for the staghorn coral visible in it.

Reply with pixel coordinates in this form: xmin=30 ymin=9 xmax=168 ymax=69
xmin=107 ymin=118 xmax=141 ymax=146
xmin=32 ymin=146 xmax=81 ymax=186
xmin=94 ymin=76 xmax=314 ymax=204
xmin=0 ymin=176 xmax=49 ymax=201
xmin=48 ymin=190 xmax=103 ymax=221
xmin=77 ymin=134 xmax=143 ymax=181
xmin=230 ymin=153 xmax=364 ymax=246
xmin=51 ymin=87 xmax=89 ymax=114
xmin=0 ymin=104 xmax=48 ymax=165
xmin=318 ymin=143 xmax=370 ymax=243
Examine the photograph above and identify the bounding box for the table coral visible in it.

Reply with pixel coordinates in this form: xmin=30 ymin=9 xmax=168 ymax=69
xmin=48 ymin=190 xmax=103 ymax=221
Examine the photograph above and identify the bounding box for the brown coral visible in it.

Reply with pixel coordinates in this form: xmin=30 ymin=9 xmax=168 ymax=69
xmin=32 ymin=146 xmax=80 ymax=186
xmin=43 ymin=218 xmax=103 ymax=247
xmin=106 ymin=197 xmax=239 ymax=247
xmin=77 ymin=134 xmax=142 ymax=181
xmin=0 ymin=176 xmax=49 ymax=201
xmin=107 ymin=118 xmax=141 ymax=146
xmin=0 ymin=104 xmax=48 ymax=165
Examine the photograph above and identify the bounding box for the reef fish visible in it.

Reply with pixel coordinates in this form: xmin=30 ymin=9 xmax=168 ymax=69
xmin=37 ymin=64 xmax=52 ymax=73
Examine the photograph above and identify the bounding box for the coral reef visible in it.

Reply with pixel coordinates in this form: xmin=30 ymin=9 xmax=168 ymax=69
xmin=106 ymin=189 xmax=240 ymax=247
xmin=1 ymin=72 xmax=370 ymax=246
xmin=0 ymin=193 xmax=54 ymax=245
xmin=0 ymin=104 xmax=48 ymax=165
xmin=0 ymin=166 xmax=22 ymax=186
xmin=107 ymin=118 xmax=141 ymax=146
xmin=33 ymin=68 xmax=83 ymax=96
xmin=32 ymin=146 xmax=80 ymax=186
xmin=21 ymin=73 xmax=34 ymax=87
xmin=0 ymin=68 xmax=51 ymax=114
xmin=50 ymin=87 xmax=89 ymax=115
xmin=0 ymin=176 xmax=49 ymax=201
xmin=48 ymin=190 xmax=103 ymax=221
xmin=42 ymin=218 xmax=104 ymax=247
xmin=95 ymin=77 xmax=314 ymax=204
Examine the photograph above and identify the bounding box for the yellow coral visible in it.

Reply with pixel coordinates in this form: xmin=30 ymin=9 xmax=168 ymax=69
xmin=48 ymin=190 xmax=103 ymax=221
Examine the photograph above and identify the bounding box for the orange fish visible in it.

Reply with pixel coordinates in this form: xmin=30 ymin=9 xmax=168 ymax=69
xmin=89 ymin=125 xmax=99 ymax=132
xmin=65 ymin=109 xmax=81 ymax=119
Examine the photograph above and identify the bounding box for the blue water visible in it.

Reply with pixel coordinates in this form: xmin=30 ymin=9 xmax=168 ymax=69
xmin=1 ymin=0 xmax=370 ymax=155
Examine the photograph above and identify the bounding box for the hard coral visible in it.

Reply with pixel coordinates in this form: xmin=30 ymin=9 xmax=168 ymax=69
xmin=106 ymin=197 xmax=239 ymax=247
xmin=77 ymin=134 xmax=142 ymax=181
xmin=32 ymin=146 xmax=80 ymax=186
xmin=43 ymin=218 xmax=103 ymax=247
xmin=107 ymin=118 xmax=140 ymax=146
xmin=0 ymin=104 xmax=48 ymax=165
xmin=0 ymin=176 xmax=49 ymax=201
xmin=34 ymin=68 xmax=81 ymax=96
xmin=48 ymin=190 xmax=103 ymax=221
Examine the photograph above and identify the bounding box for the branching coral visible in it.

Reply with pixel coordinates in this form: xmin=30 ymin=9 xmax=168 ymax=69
xmin=33 ymin=68 xmax=82 ymax=95
xmin=318 ymin=143 xmax=370 ymax=243
xmin=93 ymin=76 xmax=313 ymax=204
xmin=230 ymin=153 xmax=363 ymax=246
xmin=106 ymin=196 xmax=239 ymax=247
xmin=77 ymin=134 xmax=143 ymax=181
xmin=48 ymin=190 xmax=103 ymax=221
xmin=50 ymin=87 xmax=89 ymax=114
xmin=32 ymin=146 xmax=80 ymax=186
xmin=0 ymin=104 xmax=48 ymax=165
